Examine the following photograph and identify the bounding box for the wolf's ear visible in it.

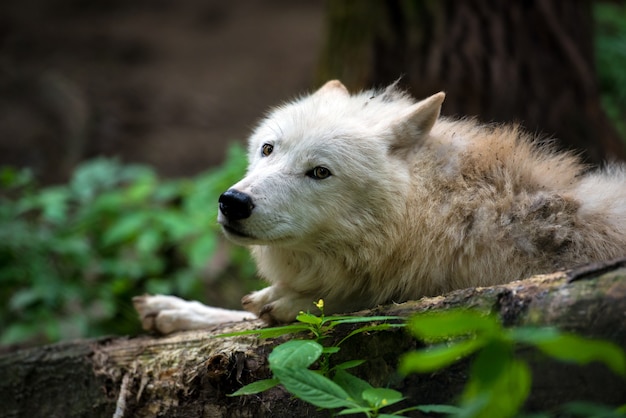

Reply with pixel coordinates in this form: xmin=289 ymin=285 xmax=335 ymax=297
xmin=314 ymin=80 xmax=350 ymax=97
xmin=390 ymin=92 xmax=445 ymax=154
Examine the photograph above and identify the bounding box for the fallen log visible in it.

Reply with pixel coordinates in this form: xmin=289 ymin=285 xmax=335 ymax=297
xmin=1 ymin=260 xmax=625 ymax=417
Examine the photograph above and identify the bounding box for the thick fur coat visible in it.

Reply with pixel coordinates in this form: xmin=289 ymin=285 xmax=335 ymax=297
xmin=135 ymin=80 xmax=626 ymax=332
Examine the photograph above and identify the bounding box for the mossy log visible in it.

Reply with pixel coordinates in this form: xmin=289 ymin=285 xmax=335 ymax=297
xmin=1 ymin=260 xmax=626 ymax=417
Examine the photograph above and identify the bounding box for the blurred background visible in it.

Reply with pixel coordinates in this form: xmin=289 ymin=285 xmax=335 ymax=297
xmin=1 ymin=0 xmax=625 ymax=348
xmin=0 ymin=0 xmax=324 ymax=183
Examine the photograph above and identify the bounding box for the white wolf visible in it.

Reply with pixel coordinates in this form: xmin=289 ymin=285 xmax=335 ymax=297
xmin=135 ymin=80 xmax=626 ymax=333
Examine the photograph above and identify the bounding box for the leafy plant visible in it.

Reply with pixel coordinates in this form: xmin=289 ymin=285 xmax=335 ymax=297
xmin=400 ymin=309 xmax=626 ymax=418
xmin=224 ymin=306 xmax=626 ymax=417
xmin=223 ymin=300 xmax=433 ymax=418
xmin=0 ymin=143 xmax=258 ymax=345
xmin=595 ymin=1 xmax=626 ymax=142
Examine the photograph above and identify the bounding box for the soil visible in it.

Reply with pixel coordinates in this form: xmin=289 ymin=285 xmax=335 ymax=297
xmin=0 ymin=0 xmax=325 ymax=183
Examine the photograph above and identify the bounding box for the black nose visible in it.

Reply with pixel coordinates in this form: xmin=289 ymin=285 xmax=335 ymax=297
xmin=219 ymin=189 xmax=254 ymax=221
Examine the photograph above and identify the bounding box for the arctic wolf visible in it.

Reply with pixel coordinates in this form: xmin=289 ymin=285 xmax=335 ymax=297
xmin=135 ymin=80 xmax=626 ymax=333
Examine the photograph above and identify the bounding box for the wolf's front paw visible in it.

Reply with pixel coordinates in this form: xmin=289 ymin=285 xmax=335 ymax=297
xmin=256 ymin=301 xmax=294 ymax=325
xmin=133 ymin=294 xmax=254 ymax=334
xmin=241 ymin=293 xmax=269 ymax=322
xmin=241 ymin=287 xmax=275 ymax=317
xmin=133 ymin=294 xmax=187 ymax=334
xmin=242 ymin=287 xmax=314 ymax=325
xmin=241 ymin=298 xmax=292 ymax=325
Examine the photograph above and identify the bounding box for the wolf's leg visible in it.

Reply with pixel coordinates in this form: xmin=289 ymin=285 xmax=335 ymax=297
xmin=242 ymin=285 xmax=316 ymax=325
xmin=133 ymin=295 xmax=255 ymax=334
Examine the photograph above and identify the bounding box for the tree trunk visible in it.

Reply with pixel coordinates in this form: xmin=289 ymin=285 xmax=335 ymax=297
xmin=318 ymin=0 xmax=626 ymax=164
xmin=1 ymin=260 xmax=625 ymax=417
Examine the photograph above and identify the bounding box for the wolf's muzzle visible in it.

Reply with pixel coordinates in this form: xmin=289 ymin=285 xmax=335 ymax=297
xmin=219 ymin=189 xmax=254 ymax=221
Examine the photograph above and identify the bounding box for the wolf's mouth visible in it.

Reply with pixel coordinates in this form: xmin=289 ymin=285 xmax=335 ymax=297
xmin=222 ymin=224 xmax=252 ymax=239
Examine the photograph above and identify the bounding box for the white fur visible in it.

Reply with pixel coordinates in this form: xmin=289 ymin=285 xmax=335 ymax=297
xmin=133 ymin=295 xmax=254 ymax=333
xmin=136 ymin=80 xmax=626 ymax=333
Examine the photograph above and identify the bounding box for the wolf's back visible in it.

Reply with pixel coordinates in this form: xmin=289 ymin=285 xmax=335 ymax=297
xmin=571 ymin=165 xmax=626 ymax=258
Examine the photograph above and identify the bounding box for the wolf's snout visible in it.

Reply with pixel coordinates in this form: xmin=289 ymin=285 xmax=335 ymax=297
xmin=219 ymin=189 xmax=254 ymax=221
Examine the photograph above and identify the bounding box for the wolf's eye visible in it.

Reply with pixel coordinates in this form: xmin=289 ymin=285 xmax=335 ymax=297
xmin=261 ymin=143 xmax=273 ymax=157
xmin=307 ymin=166 xmax=332 ymax=180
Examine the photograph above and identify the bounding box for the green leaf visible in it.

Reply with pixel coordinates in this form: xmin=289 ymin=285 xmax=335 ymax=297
xmin=155 ymin=211 xmax=194 ymax=240
xmin=213 ymin=324 xmax=311 ymax=339
xmin=407 ymin=309 xmax=499 ymax=340
xmin=228 ymin=378 xmax=280 ymax=396
xmin=186 ymin=234 xmax=217 ymax=269
xmin=333 ymin=369 xmax=373 ymax=402
xmin=90 ymin=191 xmax=124 ymax=213
xmin=461 ymin=358 xmax=531 ymax=418
xmin=507 ymin=326 xmax=561 ymax=345
xmin=296 ymin=312 xmax=323 ymax=326
xmin=509 ymin=326 xmax=626 ymax=376
xmin=125 ymin=176 xmax=156 ymax=202
xmin=337 ymin=323 xmax=405 ymax=346
xmin=271 ymin=367 xmax=356 ymax=409
xmin=9 ymin=288 xmax=41 ymax=311
xmin=322 ymin=346 xmax=340 ymax=355
xmin=397 ymin=404 xmax=461 ymax=415
xmin=0 ymin=166 xmax=34 ymax=189
xmin=145 ymin=278 xmax=173 ymax=295
xmin=333 ymin=359 xmax=366 ymax=371
xmin=560 ymin=401 xmax=626 ymax=418
xmin=469 ymin=339 xmax=513 ymax=386
xmin=37 ymin=187 xmax=69 ymax=223
xmin=102 ymin=212 xmax=150 ymax=246
xmin=269 ymin=340 xmax=323 ymax=369
xmin=323 ymin=315 xmax=404 ymax=328
xmin=174 ymin=270 xmax=201 ymax=295
xmin=399 ymin=337 xmax=486 ymax=374
xmin=136 ymin=229 xmax=163 ymax=255
xmin=361 ymin=387 xmax=404 ymax=409
xmin=533 ymin=333 xmax=626 ymax=376
xmin=256 ymin=325 xmax=314 ymax=339
xmin=336 ymin=406 xmax=374 ymax=415
xmin=1 ymin=322 xmax=40 ymax=345
xmin=455 ymin=394 xmax=490 ymax=418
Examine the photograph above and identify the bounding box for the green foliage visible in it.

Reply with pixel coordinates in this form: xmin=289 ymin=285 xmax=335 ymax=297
xmin=595 ymin=1 xmax=626 ymax=141
xmin=225 ymin=306 xmax=626 ymax=418
xmin=401 ymin=309 xmax=626 ymax=418
xmin=0 ymin=143 xmax=257 ymax=345
xmin=225 ymin=301 xmax=413 ymax=417
xmin=218 ymin=307 xmax=403 ymax=344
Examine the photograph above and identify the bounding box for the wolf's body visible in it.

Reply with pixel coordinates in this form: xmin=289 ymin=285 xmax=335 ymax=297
xmin=135 ymin=80 xmax=626 ymax=333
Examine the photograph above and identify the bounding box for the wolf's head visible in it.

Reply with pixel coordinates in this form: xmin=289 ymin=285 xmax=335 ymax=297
xmin=218 ymin=80 xmax=444 ymax=248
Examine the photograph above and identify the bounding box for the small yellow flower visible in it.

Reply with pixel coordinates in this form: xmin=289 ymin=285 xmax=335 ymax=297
xmin=314 ymin=299 xmax=324 ymax=309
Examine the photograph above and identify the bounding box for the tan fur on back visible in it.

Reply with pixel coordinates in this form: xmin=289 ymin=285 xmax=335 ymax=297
xmin=217 ymin=80 xmax=626 ymax=323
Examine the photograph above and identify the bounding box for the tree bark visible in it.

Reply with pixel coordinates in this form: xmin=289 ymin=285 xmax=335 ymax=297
xmin=1 ymin=260 xmax=625 ymax=417
xmin=318 ymin=0 xmax=626 ymax=164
